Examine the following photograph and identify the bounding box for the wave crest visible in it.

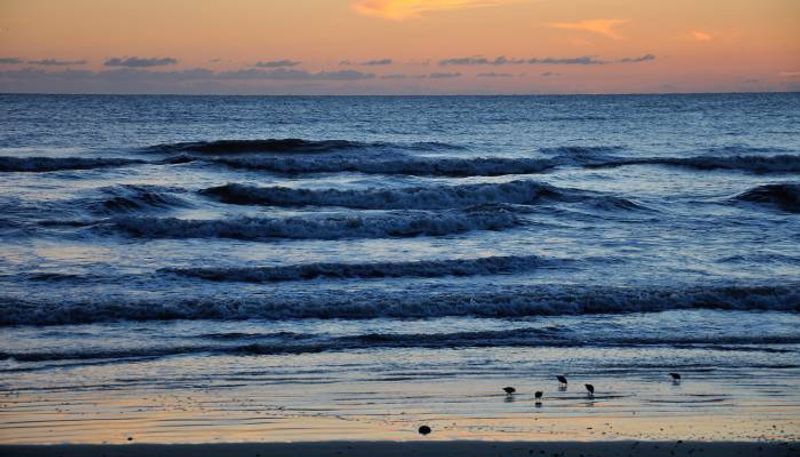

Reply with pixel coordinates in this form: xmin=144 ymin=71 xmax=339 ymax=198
xmin=165 ymin=255 xmax=550 ymax=283
xmin=601 ymin=155 xmax=800 ymax=174
xmin=0 ymin=156 xmax=144 ymax=172
xmin=146 ymin=138 xmax=371 ymax=155
xmin=733 ymin=183 xmax=800 ymax=213
xmin=95 ymin=185 xmax=189 ymax=214
xmin=2 ymin=283 xmax=797 ymax=326
xmin=110 ymin=206 xmax=521 ymax=241
xmin=202 ymin=180 xmax=564 ymax=209
xmin=211 ymin=155 xmax=560 ymax=176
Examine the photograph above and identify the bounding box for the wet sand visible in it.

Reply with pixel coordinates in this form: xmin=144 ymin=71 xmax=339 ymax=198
xmin=2 ymin=441 xmax=799 ymax=457
xmin=2 ymin=341 xmax=799 ymax=449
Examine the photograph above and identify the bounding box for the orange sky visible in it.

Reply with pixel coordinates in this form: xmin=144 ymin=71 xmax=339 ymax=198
xmin=0 ymin=0 xmax=798 ymax=94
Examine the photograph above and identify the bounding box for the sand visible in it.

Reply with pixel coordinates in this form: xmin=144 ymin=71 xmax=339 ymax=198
xmin=2 ymin=441 xmax=799 ymax=457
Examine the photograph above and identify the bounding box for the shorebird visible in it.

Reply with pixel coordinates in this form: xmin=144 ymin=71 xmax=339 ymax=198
xmin=669 ymin=372 xmax=682 ymax=382
xmin=503 ymin=386 xmax=516 ymax=397
xmin=534 ymin=391 xmax=543 ymax=400
xmin=418 ymin=425 xmax=432 ymax=436
xmin=585 ymin=384 xmax=595 ymax=397
xmin=556 ymin=375 xmax=568 ymax=386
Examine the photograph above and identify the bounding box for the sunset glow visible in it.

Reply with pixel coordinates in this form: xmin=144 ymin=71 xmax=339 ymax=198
xmin=0 ymin=0 xmax=798 ymax=94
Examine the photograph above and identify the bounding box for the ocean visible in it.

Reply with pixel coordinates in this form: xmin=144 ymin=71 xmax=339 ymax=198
xmin=1 ymin=93 xmax=799 ymax=443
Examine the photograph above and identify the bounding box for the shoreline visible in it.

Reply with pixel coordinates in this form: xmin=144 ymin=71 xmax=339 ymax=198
xmin=2 ymin=441 xmax=798 ymax=457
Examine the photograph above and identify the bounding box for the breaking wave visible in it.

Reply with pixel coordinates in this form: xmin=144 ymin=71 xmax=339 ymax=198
xmin=732 ymin=183 xmax=800 ymax=213
xmin=110 ymin=206 xmax=521 ymax=241
xmin=0 ymin=156 xmax=145 ymax=172
xmin=0 ymin=155 xmax=192 ymax=173
xmin=94 ymin=185 xmax=189 ymax=214
xmin=202 ymin=180 xmax=566 ymax=209
xmin=145 ymin=138 xmax=465 ymax=155
xmin=209 ymin=155 xmax=561 ymax=176
xmin=165 ymin=254 xmax=552 ymax=283
xmin=598 ymin=155 xmax=800 ymax=174
xmin=4 ymin=325 xmax=799 ymax=363
xmin=1 ymin=283 xmax=797 ymax=326
xmin=146 ymin=138 xmax=372 ymax=154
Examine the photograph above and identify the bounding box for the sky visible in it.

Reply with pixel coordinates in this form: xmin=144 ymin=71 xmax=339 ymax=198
xmin=0 ymin=0 xmax=798 ymax=94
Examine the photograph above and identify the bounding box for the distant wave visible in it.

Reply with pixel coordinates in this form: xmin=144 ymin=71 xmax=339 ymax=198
xmin=110 ymin=206 xmax=521 ymax=241
xmin=145 ymin=138 xmax=465 ymax=155
xmin=203 ymin=181 xmax=651 ymax=214
xmin=210 ymin=155 xmax=561 ymax=176
xmin=202 ymin=180 xmax=566 ymax=209
xmin=146 ymin=138 xmax=371 ymax=154
xmin=597 ymin=155 xmax=800 ymax=174
xmin=718 ymin=253 xmax=800 ymax=265
xmin=2 ymin=283 xmax=797 ymax=326
xmin=539 ymin=145 xmax=624 ymax=155
xmin=703 ymin=145 xmax=793 ymax=155
xmin=165 ymin=255 xmax=552 ymax=283
xmin=732 ymin=183 xmax=800 ymax=213
xmin=0 ymin=156 xmax=145 ymax=172
xmin=5 ymin=325 xmax=799 ymax=363
xmin=0 ymin=155 xmax=192 ymax=173
xmin=207 ymin=152 xmax=800 ymax=177
xmin=94 ymin=184 xmax=189 ymax=214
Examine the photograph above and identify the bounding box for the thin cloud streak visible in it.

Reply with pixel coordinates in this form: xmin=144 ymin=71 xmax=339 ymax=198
xmin=27 ymin=59 xmax=88 ymax=66
xmin=219 ymin=68 xmax=375 ymax=80
xmin=549 ymin=19 xmax=628 ymax=39
xmin=104 ymin=57 xmax=179 ymax=68
xmin=351 ymin=0 xmax=512 ymax=21
xmin=691 ymin=31 xmax=713 ymax=41
xmin=254 ymin=60 xmax=301 ymax=68
xmin=618 ymin=54 xmax=655 ymax=63
xmin=438 ymin=55 xmax=655 ymax=66
xmin=341 ymin=58 xmax=393 ymax=66
xmin=428 ymin=72 xmax=461 ymax=78
xmin=477 ymin=72 xmax=514 ymax=77
xmin=0 ymin=67 xmax=376 ymax=83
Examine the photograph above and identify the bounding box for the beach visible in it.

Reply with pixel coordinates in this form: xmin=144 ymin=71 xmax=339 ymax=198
xmin=3 ymin=441 xmax=799 ymax=457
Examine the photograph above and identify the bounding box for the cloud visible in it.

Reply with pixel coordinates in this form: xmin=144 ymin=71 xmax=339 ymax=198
xmin=351 ymin=0 xmax=509 ymax=21
xmin=362 ymin=58 xmax=393 ymax=66
xmin=549 ymin=19 xmax=628 ymax=39
xmin=691 ymin=31 xmax=713 ymax=41
xmin=341 ymin=58 xmax=393 ymax=66
xmin=440 ymin=54 xmax=654 ymax=66
xmin=27 ymin=58 xmax=88 ymax=66
xmin=780 ymin=71 xmax=800 ymax=78
xmin=254 ymin=59 xmax=301 ymax=68
xmin=529 ymin=56 xmax=606 ymax=65
xmin=477 ymin=72 xmax=514 ymax=77
xmin=440 ymin=55 xmax=607 ymax=65
xmin=219 ymin=68 xmax=375 ymax=81
xmin=104 ymin=57 xmax=179 ymax=68
xmin=0 ymin=57 xmax=23 ymax=64
xmin=428 ymin=72 xmax=461 ymax=78
xmin=0 ymin=67 xmax=375 ymax=84
xmin=618 ymin=54 xmax=655 ymax=63
xmin=540 ymin=71 xmax=560 ymax=77
xmin=440 ymin=56 xmax=495 ymax=65
xmin=380 ymin=73 xmax=429 ymax=79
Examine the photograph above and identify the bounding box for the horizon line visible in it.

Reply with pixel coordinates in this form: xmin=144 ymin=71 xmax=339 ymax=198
xmin=1 ymin=90 xmax=798 ymax=97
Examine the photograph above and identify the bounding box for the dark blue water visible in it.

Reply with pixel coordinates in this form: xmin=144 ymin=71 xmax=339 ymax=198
xmin=0 ymin=93 xmax=799 ymax=385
